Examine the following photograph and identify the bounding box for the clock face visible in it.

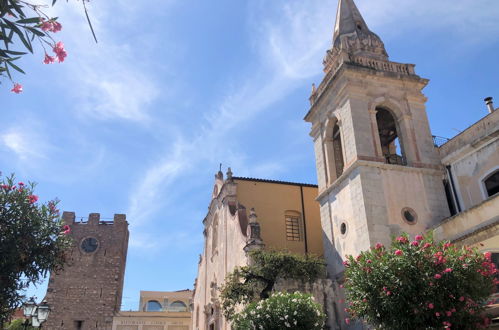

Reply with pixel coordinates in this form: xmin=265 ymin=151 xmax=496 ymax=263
xmin=81 ymin=237 xmax=99 ymax=253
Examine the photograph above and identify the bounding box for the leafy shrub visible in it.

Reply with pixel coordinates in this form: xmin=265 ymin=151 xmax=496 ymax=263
xmin=232 ymin=291 xmax=325 ymax=330
xmin=343 ymin=233 xmax=496 ymax=329
xmin=0 ymin=174 xmax=71 ymax=325
xmin=220 ymin=249 xmax=325 ymax=320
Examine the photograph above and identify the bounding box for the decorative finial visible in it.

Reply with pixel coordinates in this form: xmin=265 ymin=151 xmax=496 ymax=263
xmin=226 ymin=167 xmax=233 ymax=180
xmin=244 ymin=207 xmax=264 ymax=254
xmin=311 ymin=83 xmax=316 ymax=95
xmin=216 ymin=163 xmax=223 ymax=180
xmin=249 ymin=208 xmax=257 ymax=223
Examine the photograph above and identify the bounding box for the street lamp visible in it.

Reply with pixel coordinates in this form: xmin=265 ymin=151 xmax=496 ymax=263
xmin=22 ymin=299 xmax=50 ymax=329
xmin=22 ymin=298 xmax=37 ymax=318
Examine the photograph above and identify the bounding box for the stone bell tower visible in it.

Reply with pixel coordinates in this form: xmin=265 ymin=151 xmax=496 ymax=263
xmin=44 ymin=212 xmax=129 ymax=330
xmin=305 ymin=0 xmax=450 ymax=278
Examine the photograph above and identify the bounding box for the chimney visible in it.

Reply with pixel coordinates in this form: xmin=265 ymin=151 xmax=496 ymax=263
xmin=484 ymin=97 xmax=495 ymax=113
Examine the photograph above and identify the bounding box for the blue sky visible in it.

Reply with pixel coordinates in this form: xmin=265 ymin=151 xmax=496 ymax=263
xmin=2 ymin=0 xmax=499 ymax=310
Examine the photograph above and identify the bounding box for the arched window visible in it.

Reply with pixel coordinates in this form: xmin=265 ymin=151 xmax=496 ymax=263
xmin=483 ymin=170 xmax=499 ymax=198
xmin=170 ymin=300 xmax=188 ymax=312
xmin=332 ymin=123 xmax=344 ymax=178
xmin=146 ymin=300 xmax=162 ymax=311
xmin=324 ymin=120 xmax=344 ymax=183
xmin=376 ymin=107 xmax=406 ymax=165
xmin=285 ymin=211 xmax=302 ymax=241
xmin=211 ymin=217 xmax=218 ymax=256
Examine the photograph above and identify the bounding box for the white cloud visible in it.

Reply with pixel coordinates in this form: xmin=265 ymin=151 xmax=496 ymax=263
xmin=45 ymin=0 xmax=164 ymax=122
xmin=0 ymin=125 xmax=51 ymax=161
xmin=1 ymin=130 xmax=44 ymax=160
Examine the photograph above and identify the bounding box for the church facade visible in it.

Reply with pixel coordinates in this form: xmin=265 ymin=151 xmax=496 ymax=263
xmin=193 ymin=0 xmax=498 ymax=329
xmin=192 ymin=170 xmax=324 ymax=329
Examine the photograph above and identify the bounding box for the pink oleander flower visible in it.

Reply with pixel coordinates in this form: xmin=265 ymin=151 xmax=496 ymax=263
xmin=52 ymin=21 xmax=62 ymax=32
xmin=28 ymin=195 xmax=38 ymax=204
xmin=44 ymin=53 xmax=55 ymax=64
xmin=375 ymin=242 xmax=384 ymax=249
xmin=415 ymin=234 xmax=424 ymax=241
xmin=53 ymin=41 xmax=67 ymax=63
xmin=459 ymin=296 xmax=465 ymax=302
xmin=62 ymin=225 xmax=71 ymax=235
xmin=423 ymin=242 xmax=432 ymax=248
xmin=11 ymin=83 xmax=23 ymax=94
xmin=446 ymin=311 xmax=452 ymax=317
xmin=396 ymin=236 xmax=408 ymax=243
xmin=386 ymin=291 xmax=392 ymax=296
xmin=345 ymin=318 xmax=350 ymax=325
xmin=434 ymin=274 xmax=442 ymax=279
xmin=343 ymin=260 xmax=349 ymax=266
xmin=428 ymin=303 xmax=434 ymax=309
xmin=41 ymin=19 xmax=53 ymax=32
xmin=18 ymin=182 xmax=24 ymax=186
xmin=366 ymin=259 xmax=372 ymax=264
xmin=444 ymin=268 xmax=453 ymax=273
xmin=484 ymin=252 xmax=492 ymax=261
xmin=435 ymin=312 xmax=440 ymax=317
xmin=411 ymin=241 xmax=419 ymax=247
xmin=394 ymin=249 xmax=403 ymax=256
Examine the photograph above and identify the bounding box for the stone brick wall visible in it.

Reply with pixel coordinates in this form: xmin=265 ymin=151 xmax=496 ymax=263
xmin=44 ymin=212 xmax=129 ymax=330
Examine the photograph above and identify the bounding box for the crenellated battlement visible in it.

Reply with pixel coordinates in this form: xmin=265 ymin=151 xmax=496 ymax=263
xmin=62 ymin=211 xmax=127 ymax=226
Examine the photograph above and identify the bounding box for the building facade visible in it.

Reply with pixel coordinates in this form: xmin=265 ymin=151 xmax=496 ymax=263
xmin=305 ymin=0 xmax=499 ymax=328
xmin=112 ymin=290 xmax=192 ymax=330
xmin=192 ymin=170 xmax=324 ymax=330
xmin=44 ymin=212 xmax=129 ymax=330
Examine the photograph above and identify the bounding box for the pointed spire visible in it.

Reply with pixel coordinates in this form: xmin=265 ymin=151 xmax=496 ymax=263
xmin=324 ymin=0 xmax=388 ymax=73
xmin=333 ymin=0 xmax=370 ymax=43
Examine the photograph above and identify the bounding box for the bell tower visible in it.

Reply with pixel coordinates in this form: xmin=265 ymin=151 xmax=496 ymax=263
xmin=305 ymin=0 xmax=450 ymax=277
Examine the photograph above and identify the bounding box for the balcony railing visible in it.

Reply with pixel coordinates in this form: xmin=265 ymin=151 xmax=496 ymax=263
xmin=433 ymin=135 xmax=450 ymax=147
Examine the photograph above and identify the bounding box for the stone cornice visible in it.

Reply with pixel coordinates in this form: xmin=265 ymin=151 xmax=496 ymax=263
xmin=316 ymin=159 xmax=444 ymax=201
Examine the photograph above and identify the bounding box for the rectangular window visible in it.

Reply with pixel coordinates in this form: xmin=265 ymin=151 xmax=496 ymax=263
xmin=285 ymin=216 xmax=301 ymax=241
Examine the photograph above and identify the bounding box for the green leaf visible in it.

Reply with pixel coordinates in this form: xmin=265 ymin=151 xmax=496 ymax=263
xmin=26 ymin=26 xmax=45 ymax=37
xmin=8 ymin=0 xmax=25 ymax=18
xmin=3 ymin=49 xmax=26 ymax=56
xmin=6 ymin=57 xmax=25 ymax=74
xmin=4 ymin=19 xmax=32 ymax=53
xmin=16 ymin=17 xmax=41 ymax=25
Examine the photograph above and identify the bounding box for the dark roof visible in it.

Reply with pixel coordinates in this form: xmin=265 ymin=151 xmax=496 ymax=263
xmin=232 ymin=176 xmax=318 ymax=188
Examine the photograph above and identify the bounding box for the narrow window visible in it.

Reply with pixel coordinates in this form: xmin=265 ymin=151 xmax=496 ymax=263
xmin=212 ymin=217 xmax=218 ymax=256
xmin=285 ymin=211 xmax=302 ymax=241
xmin=443 ymin=180 xmax=457 ymax=216
xmin=484 ymin=170 xmax=499 ymax=197
xmin=332 ymin=123 xmax=344 ymax=178
xmin=324 ymin=121 xmax=345 ymax=183
xmin=376 ymin=107 xmax=406 ymax=165
xmin=196 ymin=306 xmax=199 ymax=327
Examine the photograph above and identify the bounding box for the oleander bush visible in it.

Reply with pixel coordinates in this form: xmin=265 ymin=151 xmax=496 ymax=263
xmin=0 ymin=174 xmax=71 ymax=326
xmin=343 ymin=233 xmax=496 ymax=329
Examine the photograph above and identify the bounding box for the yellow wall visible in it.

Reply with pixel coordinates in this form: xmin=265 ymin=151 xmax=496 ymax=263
xmin=234 ymin=179 xmax=323 ymax=256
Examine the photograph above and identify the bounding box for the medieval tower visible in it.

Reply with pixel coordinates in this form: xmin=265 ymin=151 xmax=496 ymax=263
xmin=305 ymin=0 xmax=451 ymax=278
xmin=44 ymin=212 xmax=129 ymax=330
